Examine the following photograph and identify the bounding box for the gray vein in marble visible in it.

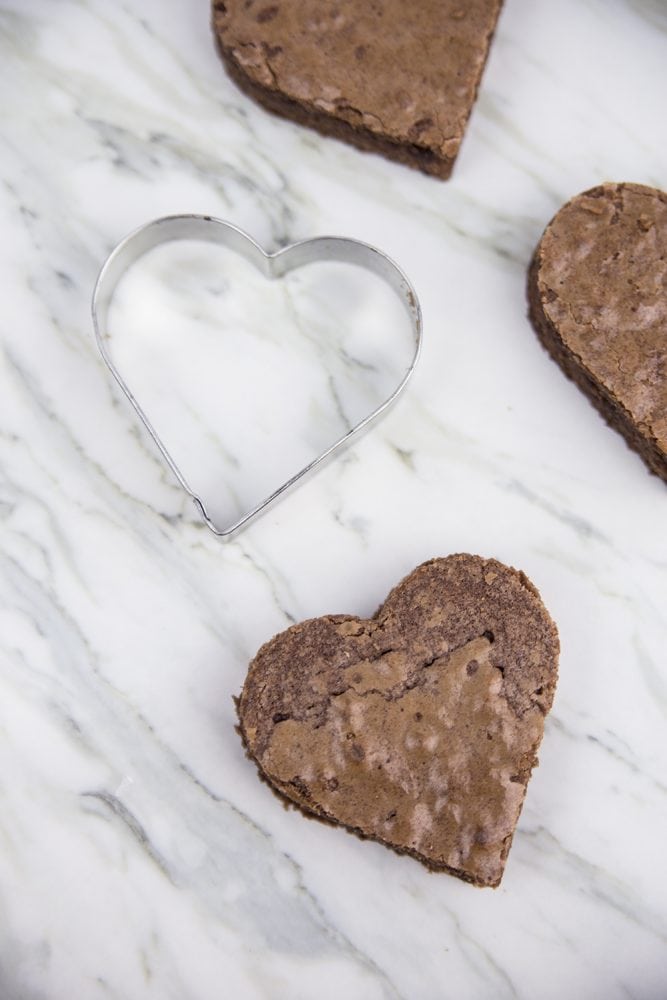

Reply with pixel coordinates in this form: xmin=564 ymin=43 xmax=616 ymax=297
xmin=1 ymin=29 xmax=300 ymax=248
xmin=1 ymin=344 xmax=161 ymax=526
xmin=332 ymin=505 xmax=372 ymax=545
xmin=0 ymin=554 xmax=395 ymax=984
xmin=82 ymin=791 xmax=172 ymax=879
xmin=549 ymin=715 xmax=667 ymax=799
xmin=632 ymin=633 xmax=667 ymax=718
xmin=237 ymin=545 xmax=298 ymax=626
xmin=388 ymin=444 xmax=417 ymax=472
xmin=627 ymin=0 xmax=667 ymax=32
xmin=504 ymin=478 xmax=610 ymax=543
xmin=520 ymin=827 xmax=667 ymax=945
xmin=449 ymin=912 xmax=519 ymax=1000
xmin=273 ymin=846 xmax=405 ymax=1000
xmin=588 ymin=731 xmax=667 ymax=796
xmin=280 ymin=282 xmax=354 ymax=434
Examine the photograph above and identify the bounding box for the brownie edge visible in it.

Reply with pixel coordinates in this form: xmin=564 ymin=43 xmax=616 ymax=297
xmin=212 ymin=1 xmax=504 ymax=180
xmin=527 ymin=182 xmax=667 ymax=483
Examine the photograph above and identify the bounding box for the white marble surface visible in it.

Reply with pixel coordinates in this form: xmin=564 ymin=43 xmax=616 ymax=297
xmin=1 ymin=1 xmax=666 ymax=997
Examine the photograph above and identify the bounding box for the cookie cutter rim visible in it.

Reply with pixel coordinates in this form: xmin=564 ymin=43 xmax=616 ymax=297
xmin=92 ymin=214 xmax=422 ymax=538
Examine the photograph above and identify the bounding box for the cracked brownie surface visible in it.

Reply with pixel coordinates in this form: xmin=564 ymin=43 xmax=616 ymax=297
xmin=237 ymin=555 xmax=559 ymax=887
xmin=211 ymin=0 xmax=503 ymax=179
xmin=528 ymin=182 xmax=667 ymax=482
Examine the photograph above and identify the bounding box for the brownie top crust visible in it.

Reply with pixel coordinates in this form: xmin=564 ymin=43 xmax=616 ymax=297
xmin=213 ymin=0 xmax=503 ymax=177
xmin=531 ymin=183 xmax=667 ymax=457
xmin=238 ymin=555 xmax=559 ymax=887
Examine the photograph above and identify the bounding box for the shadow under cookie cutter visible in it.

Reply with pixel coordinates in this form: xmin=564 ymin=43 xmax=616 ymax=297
xmin=92 ymin=214 xmax=422 ymax=538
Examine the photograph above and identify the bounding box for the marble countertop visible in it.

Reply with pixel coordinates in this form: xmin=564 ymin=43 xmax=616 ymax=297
xmin=1 ymin=1 xmax=666 ymax=997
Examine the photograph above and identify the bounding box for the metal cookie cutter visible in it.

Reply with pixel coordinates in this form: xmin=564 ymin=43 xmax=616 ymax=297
xmin=92 ymin=215 xmax=422 ymax=538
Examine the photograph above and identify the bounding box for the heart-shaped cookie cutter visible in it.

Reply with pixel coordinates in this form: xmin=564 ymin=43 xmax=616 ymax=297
xmin=92 ymin=215 xmax=422 ymax=538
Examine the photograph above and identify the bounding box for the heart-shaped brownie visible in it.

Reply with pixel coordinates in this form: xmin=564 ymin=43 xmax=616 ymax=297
xmin=528 ymin=182 xmax=667 ymax=483
xmin=212 ymin=0 xmax=503 ymax=180
xmin=238 ymin=555 xmax=559 ymax=887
